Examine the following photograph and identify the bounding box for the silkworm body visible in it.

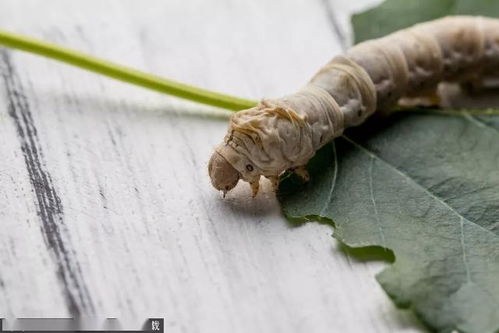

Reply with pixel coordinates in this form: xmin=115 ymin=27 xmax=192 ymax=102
xmin=209 ymin=16 xmax=499 ymax=196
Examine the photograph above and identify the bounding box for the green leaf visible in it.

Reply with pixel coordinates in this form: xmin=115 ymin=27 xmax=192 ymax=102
xmin=279 ymin=2 xmax=499 ymax=332
xmin=352 ymin=0 xmax=499 ymax=43
xmin=279 ymin=111 xmax=499 ymax=332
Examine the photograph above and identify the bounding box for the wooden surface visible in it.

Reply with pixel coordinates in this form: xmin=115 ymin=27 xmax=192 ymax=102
xmin=0 ymin=1 xmax=427 ymax=332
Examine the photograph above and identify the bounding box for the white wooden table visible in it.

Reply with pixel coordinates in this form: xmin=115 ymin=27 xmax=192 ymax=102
xmin=0 ymin=1 xmax=427 ymax=332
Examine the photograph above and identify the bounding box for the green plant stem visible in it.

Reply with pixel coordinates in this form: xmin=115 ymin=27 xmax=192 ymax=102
xmin=0 ymin=29 xmax=258 ymax=111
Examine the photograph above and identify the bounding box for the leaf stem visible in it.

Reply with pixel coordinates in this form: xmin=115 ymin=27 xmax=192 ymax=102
xmin=0 ymin=29 xmax=258 ymax=111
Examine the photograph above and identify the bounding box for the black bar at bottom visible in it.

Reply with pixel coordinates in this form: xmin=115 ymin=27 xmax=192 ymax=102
xmin=0 ymin=318 xmax=163 ymax=332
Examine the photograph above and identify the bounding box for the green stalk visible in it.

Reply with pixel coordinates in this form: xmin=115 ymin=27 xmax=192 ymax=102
xmin=0 ymin=29 xmax=258 ymax=111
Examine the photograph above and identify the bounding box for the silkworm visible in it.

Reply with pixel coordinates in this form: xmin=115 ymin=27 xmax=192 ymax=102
xmin=208 ymin=16 xmax=499 ymax=197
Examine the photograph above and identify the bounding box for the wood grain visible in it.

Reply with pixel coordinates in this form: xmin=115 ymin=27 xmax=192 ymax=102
xmin=0 ymin=0 xmax=424 ymax=331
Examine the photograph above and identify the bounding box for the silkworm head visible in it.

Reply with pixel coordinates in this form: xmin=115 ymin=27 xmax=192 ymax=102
xmin=208 ymin=151 xmax=241 ymax=195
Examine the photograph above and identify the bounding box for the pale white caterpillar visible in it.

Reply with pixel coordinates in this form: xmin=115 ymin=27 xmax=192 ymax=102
xmin=208 ymin=16 xmax=499 ymax=196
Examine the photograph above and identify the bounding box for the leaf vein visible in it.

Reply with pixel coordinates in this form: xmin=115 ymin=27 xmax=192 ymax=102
xmin=463 ymin=111 xmax=499 ymax=137
xmin=460 ymin=217 xmax=472 ymax=283
xmin=369 ymin=156 xmax=387 ymax=248
xmin=341 ymin=135 xmax=497 ymax=239
xmin=320 ymin=141 xmax=338 ymax=216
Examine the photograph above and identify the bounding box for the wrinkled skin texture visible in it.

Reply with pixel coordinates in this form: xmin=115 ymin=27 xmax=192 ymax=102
xmin=209 ymin=16 xmax=499 ymax=196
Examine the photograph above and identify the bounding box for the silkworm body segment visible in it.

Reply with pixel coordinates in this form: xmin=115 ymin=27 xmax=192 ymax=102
xmin=209 ymin=16 xmax=499 ymax=195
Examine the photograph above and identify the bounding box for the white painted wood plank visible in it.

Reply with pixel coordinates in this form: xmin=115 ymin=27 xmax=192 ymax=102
xmin=0 ymin=0 xmax=425 ymax=332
